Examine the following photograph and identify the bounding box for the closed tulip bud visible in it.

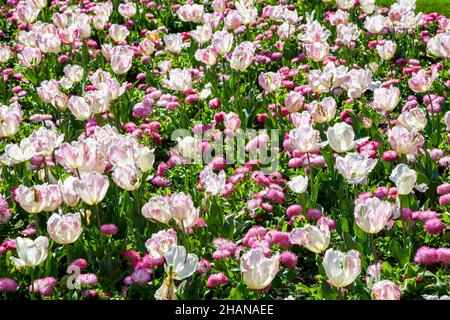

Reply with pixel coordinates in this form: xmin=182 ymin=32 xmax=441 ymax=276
xmin=170 ymin=192 xmax=194 ymax=221
xmin=240 ymin=249 xmax=280 ymax=290
xmin=74 ymin=172 xmax=109 ymax=205
xmin=327 ymin=122 xmax=356 ymax=153
xmin=112 ymin=166 xmax=141 ymax=191
xmin=47 ymin=212 xmax=83 ymax=244
xmin=354 ymin=197 xmax=393 ymax=234
xmin=212 ymin=30 xmax=233 ymax=55
xmin=290 ymin=218 xmax=330 ymax=254
xmin=389 ymin=164 xmax=417 ymax=195
xmin=11 ymin=236 xmax=49 ymax=268
xmin=284 ymin=91 xmax=304 ymax=113
xmin=323 ymin=249 xmax=361 ymax=288
xmin=371 ymin=280 xmax=401 ymax=300
xmin=135 ymin=146 xmax=155 ymax=173
xmin=0 ymin=102 xmax=23 ymax=138
xmin=58 ymin=177 xmax=79 ymax=207
xmin=142 ymin=196 xmax=172 ymax=224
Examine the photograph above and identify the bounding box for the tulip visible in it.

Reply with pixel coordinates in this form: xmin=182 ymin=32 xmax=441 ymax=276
xmin=258 ymin=72 xmax=282 ymax=93
xmin=336 ymin=152 xmax=378 ymax=184
xmin=306 ymin=42 xmax=329 ymax=62
xmin=145 ymin=229 xmax=177 ymax=259
xmin=18 ymin=47 xmax=42 ymax=68
xmin=287 ymin=175 xmax=308 ymax=194
xmin=427 ymin=33 xmax=450 ymax=58
xmin=354 ymin=197 xmax=393 ymax=234
xmin=344 ymin=69 xmax=372 ymax=99
xmin=169 ymin=192 xmax=199 ymax=229
xmin=27 ymin=127 xmax=64 ymax=157
xmin=135 ymin=146 xmax=155 ymax=173
xmin=336 ymin=0 xmax=355 ymax=10
xmin=67 ymin=96 xmax=93 ymax=120
xmin=230 ymin=42 xmax=255 ymax=71
xmin=15 ymin=184 xmax=63 ymax=214
xmin=371 ymin=280 xmax=401 ymax=300
xmin=63 ymin=65 xmax=84 ymax=83
xmin=191 ymin=25 xmax=213 ymax=45
xmin=0 ymin=47 xmax=11 ymax=63
xmin=388 ymin=125 xmax=424 ymax=155
xmin=73 ymin=172 xmax=109 ymax=205
xmin=111 ymin=52 xmax=133 ymax=75
xmin=212 ymin=30 xmax=233 ymax=55
xmin=177 ymin=4 xmax=204 ymax=23
xmin=139 ymin=38 xmax=155 ymax=56
xmin=398 ymin=108 xmax=427 ymax=131
xmin=55 ymin=140 xmax=89 ymax=170
xmin=389 ymin=164 xmax=417 ymax=195
xmin=194 ymin=46 xmax=218 ymax=66
xmin=0 ymin=102 xmax=23 ymax=138
xmin=112 ymin=166 xmax=141 ymax=191
xmin=364 ymin=15 xmax=387 ymax=34
xmin=290 ymin=219 xmax=330 ymax=253
xmin=11 ymin=237 xmax=49 ymax=268
xmin=376 ymin=41 xmax=396 ymax=60
xmin=58 ymin=177 xmax=80 ymax=207
xmin=175 ymin=136 xmax=198 ymax=160
xmin=142 ymin=196 xmax=172 ymax=224
xmin=310 ymin=97 xmax=337 ymax=123
xmin=240 ymin=248 xmax=280 ymax=290
xmin=408 ymin=69 xmax=436 ymax=93
xmin=322 ymin=249 xmax=361 ymax=288
xmin=47 ymin=212 xmax=83 ymax=244
xmin=372 ymin=86 xmax=400 ymax=112
xmin=288 ymin=125 xmax=321 ymax=153
xmin=108 ymin=24 xmax=130 ymax=43
xmin=118 ymin=2 xmax=136 ymax=19
xmin=163 ymin=68 xmax=192 ymax=92
xmin=155 ymin=246 xmax=198 ymax=300
xmin=326 ymin=122 xmax=356 ymax=153
xmin=285 ymin=91 xmax=304 ymax=113
xmin=164 ymin=33 xmax=190 ymax=54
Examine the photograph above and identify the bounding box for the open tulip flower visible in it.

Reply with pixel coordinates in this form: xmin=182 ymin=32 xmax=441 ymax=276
xmin=0 ymin=0 xmax=449 ymax=301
